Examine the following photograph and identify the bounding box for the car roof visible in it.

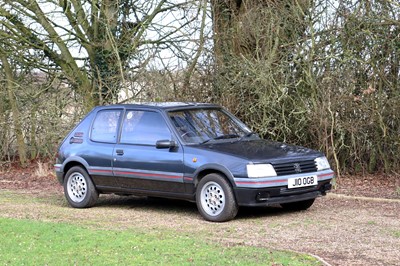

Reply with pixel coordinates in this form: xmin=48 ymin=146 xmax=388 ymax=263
xmin=94 ymin=102 xmax=221 ymax=112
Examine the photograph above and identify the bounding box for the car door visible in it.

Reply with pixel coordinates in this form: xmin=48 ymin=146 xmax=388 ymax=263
xmin=113 ymin=109 xmax=185 ymax=194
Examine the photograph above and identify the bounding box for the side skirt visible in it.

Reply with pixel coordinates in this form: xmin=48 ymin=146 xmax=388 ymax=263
xmin=96 ymin=185 xmax=195 ymax=202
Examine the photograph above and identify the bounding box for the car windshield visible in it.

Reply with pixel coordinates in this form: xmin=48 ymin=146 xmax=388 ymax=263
xmin=168 ymin=108 xmax=253 ymax=144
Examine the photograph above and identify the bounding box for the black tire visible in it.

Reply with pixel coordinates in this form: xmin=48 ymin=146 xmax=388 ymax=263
xmin=196 ymin=173 xmax=238 ymax=222
xmin=281 ymin=198 xmax=315 ymax=211
xmin=63 ymin=166 xmax=98 ymax=208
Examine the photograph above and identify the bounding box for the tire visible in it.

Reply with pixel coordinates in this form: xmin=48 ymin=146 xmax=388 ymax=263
xmin=63 ymin=166 xmax=98 ymax=208
xmin=196 ymin=173 xmax=238 ymax=222
xmin=281 ymin=198 xmax=315 ymax=211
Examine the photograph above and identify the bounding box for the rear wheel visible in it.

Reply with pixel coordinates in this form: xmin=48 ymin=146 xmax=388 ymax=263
xmin=64 ymin=166 xmax=98 ymax=208
xmin=281 ymin=198 xmax=315 ymax=211
xmin=196 ymin=173 xmax=238 ymax=222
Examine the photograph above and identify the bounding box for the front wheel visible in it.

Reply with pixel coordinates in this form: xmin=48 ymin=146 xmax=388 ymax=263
xmin=63 ymin=166 xmax=98 ymax=208
xmin=196 ymin=173 xmax=238 ymax=222
xmin=281 ymin=198 xmax=315 ymax=211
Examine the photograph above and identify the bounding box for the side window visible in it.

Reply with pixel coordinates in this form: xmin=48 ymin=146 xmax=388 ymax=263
xmin=91 ymin=110 xmax=121 ymax=143
xmin=120 ymin=110 xmax=172 ymax=145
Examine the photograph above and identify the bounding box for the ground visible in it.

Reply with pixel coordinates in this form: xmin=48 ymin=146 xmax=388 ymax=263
xmin=0 ymin=162 xmax=399 ymax=266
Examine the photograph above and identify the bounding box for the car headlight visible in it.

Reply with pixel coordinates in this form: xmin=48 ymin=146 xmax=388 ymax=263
xmin=247 ymin=164 xmax=277 ymax=178
xmin=315 ymin=156 xmax=330 ymax=171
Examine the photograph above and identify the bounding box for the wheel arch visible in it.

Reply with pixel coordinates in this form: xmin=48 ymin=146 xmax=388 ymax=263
xmin=194 ymin=165 xmax=239 ymax=222
xmin=193 ymin=164 xmax=236 ymax=188
xmin=60 ymin=157 xmax=90 ymax=182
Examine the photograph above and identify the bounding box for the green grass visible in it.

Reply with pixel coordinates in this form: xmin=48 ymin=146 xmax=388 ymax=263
xmin=0 ymin=217 xmax=320 ymax=265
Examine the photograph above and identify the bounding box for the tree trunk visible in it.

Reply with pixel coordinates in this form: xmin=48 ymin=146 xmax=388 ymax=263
xmin=211 ymin=0 xmax=311 ymax=62
xmin=0 ymin=55 xmax=27 ymax=166
xmin=210 ymin=0 xmax=313 ymax=112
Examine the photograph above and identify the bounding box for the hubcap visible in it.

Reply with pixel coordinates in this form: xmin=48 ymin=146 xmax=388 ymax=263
xmin=200 ymin=181 xmax=225 ymax=216
xmin=67 ymin=172 xmax=87 ymax=203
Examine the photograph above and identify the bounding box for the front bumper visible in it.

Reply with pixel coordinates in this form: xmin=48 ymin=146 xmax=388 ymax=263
xmin=233 ymin=170 xmax=334 ymax=207
xmin=235 ymin=180 xmax=332 ymax=206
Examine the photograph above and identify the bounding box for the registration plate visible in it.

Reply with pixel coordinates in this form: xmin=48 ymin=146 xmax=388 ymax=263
xmin=288 ymin=175 xmax=318 ymax=189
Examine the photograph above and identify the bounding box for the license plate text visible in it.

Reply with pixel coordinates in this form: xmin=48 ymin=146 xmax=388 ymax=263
xmin=288 ymin=175 xmax=317 ymax=189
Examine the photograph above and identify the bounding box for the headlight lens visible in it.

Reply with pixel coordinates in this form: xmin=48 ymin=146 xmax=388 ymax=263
xmin=247 ymin=164 xmax=277 ymax=178
xmin=315 ymin=156 xmax=330 ymax=171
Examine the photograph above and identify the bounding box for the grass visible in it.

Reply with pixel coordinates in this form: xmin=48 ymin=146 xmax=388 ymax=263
xmin=0 ymin=217 xmax=320 ymax=265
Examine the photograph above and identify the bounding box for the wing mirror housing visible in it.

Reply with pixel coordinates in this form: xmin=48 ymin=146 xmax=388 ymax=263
xmin=156 ymin=140 xmax=177 ymax=149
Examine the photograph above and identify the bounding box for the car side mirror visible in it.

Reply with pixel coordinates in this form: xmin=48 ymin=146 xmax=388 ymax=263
xmin=156 ymin=140 xmax=177 ymax=149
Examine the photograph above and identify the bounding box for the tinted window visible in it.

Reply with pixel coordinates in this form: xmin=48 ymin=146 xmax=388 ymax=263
xmin=120 ymin=110 xmax=171 ymax=145
xmin=91 ymin=110 xmax=121 ymax=143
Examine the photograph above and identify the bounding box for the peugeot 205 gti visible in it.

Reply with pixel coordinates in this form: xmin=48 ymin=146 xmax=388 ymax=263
xmin=55 ymin=102 xmax=334 ymax=222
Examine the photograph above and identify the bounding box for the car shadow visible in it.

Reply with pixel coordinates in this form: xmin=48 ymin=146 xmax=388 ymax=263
xmin=94 ymin=194 xmax=295 ymax=221
xmin=95 ymin=194 xmax=198 ymax=215
xmin=235 ymin=205 xmax=292 ymax=220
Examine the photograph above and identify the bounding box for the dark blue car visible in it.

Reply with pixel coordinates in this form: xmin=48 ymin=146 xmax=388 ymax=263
xmin=55 ymin=102 xmax=334 ymax=222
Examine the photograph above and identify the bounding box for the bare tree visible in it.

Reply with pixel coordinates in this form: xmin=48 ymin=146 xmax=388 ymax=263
xmin=0 ymin=53 xmax=27 ymax=166
xmin=0 ymin=0 xmax=211 ymax=165
xmin=0 ymin=0 xmax=200 ymax=108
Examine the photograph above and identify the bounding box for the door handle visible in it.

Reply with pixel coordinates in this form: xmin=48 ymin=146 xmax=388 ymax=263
xmin=116 ymin=149 xmax=124 ymax=155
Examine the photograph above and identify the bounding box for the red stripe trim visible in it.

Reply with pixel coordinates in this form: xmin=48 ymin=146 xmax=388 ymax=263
xmin=114 ymin=171 xmax=182 ymax=179
xmin=236 ymin=179 xmax=287 ymax=185
xmin=237 ymin=172 xmax=333 ymax=186
xmin=90 ymin=169 xmax=113 ymax=173
xmin=318 ymin=172 xmax=334 ymax=179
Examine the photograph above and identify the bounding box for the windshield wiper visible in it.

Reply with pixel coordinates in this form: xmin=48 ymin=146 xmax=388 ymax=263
xmin=214 ymin=134 xmax=240 ymax=140
xmin=199 ymin=134 xmax=239 ymax=145
xmin=238 ymin=132 xmax=257 ymax=142
xmin=199 ymin=138 xmax=212 ymax=145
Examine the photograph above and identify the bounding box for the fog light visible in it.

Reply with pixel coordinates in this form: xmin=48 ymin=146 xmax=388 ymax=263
xmin=256 ymin=192 xmax=270 ymax=201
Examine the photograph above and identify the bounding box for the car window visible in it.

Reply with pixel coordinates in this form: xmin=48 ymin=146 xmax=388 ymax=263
xmin=91 ymin=110 xmax=121 ymax=143
xmin=169 ymin=109 xmax=247 ymax=143
xmin=120 ymin=110 xmax=171 ymax=145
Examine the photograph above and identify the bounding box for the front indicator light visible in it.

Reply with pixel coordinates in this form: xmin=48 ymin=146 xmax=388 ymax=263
xmin=315 ymin=156 xmax=331 ymax=171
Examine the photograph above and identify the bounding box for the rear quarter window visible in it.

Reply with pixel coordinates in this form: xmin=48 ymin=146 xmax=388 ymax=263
xmin=90 ymin=110 xmax=121 ymax=143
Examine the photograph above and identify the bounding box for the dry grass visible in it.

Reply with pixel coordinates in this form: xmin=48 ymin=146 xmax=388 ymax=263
xmin=0 ymin=190 xmax=399 ymax=266
xmin=1 ymin=169 xmax=400 ymax=265
xmin=33 ymin=161 xmax=54 ymax=178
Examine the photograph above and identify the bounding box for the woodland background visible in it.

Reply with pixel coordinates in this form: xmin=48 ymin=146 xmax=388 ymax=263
xmin=0 ymin=0 xmax=399 ymax=177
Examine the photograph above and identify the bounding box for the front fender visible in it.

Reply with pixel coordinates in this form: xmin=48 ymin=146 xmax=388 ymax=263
xmin=192 ymin=163 xmax=236 ymax=187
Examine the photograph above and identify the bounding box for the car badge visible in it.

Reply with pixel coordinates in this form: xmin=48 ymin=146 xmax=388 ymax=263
xmin=293 ymin=163 xmax=302 ymax=173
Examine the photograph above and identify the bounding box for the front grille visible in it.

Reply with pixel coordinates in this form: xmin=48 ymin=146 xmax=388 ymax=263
xmin=272 ymin=160 xmax=317 ymax=176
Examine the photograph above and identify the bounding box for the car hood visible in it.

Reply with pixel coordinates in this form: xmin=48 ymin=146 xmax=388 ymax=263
xmin=197 ymin=139 xmax=322 ymax=163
